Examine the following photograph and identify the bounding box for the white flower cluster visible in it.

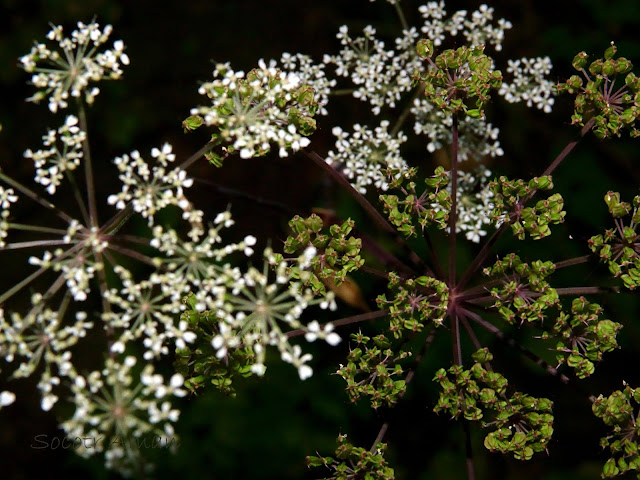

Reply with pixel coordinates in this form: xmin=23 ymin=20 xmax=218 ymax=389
xmin=103 ymin=266 xmax=196 ymax=360
xmin=107 ymin=143 xmax=195 ymax=228
xmin=453 ymin=167 xmax=495 ymax=243
xmin=4 ymin=31 xmax=277 ymax=477
xmin=20 ymin=21 xmax=130 ymax=112
xmin=279 ymin=52 xmax=336 ymax=116
xmin=314 ymin=1 xmax=554 ymax=239
xmin=0 ymin=186 xmax=18 ymax=248
xmin=1 ymin=299 xmax=93 ymax=411
xmin=412 ymin=98 xmax=503 ymax=160
xmin=23 ymin=115 xmax=86 ymax=195
xmin=150 ymin=212 xmax=257 ymax=290
xmin=208 ymin=247 xmax=339 ymax=380
xmin=327 ymin=121 xmax=408 ymax=194
xmin=61 ymin=356 xmax=185 ymax=476
xmin=499 ymin=57 xmax=556 ymax=113
xmin=328 ymin=0 xmax=512 ymax=117
xmin=324 ymin=25 xmax=422 ymax=115
xmin=428 ymin=166 xmax=494 ymax=243
xmin=191 ymin=60 xmax=312 ymax=159
xmin=27 ymin=224 xmax=108 ymax=302
xmin=419 ymin=2 xmax=512 ymax=50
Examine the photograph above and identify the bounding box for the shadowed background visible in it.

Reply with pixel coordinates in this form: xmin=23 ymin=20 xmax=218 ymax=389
xmin=1 ymin=0 xmax=640 ymax=479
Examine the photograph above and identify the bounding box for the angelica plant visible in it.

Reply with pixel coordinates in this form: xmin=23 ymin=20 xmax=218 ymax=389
xmin=2 ymin=2 xmax=640 ymax=480
xmin=0 ymin=19 xmax=314 ymax=476
xmin=179 ymin=2 xmax=640 ymax=479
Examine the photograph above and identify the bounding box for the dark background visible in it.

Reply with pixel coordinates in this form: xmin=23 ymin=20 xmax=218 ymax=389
xmin=1 ymin=1 xmax=640 ymax=479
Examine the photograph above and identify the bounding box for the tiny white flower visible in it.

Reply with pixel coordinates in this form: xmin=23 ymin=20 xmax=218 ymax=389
xmin=251 ymin=363 xmax=267 ymax=376
xmin=298 ymin=365 xmax=313 ymax=380
xmin=0 ymin=391 xmax=16 ymax=407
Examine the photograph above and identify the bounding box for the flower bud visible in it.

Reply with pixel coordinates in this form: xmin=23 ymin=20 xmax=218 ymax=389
xmin=416 ymin=38 xmax=434 ymax=59
xmin=572 ymin=51 xmax=588 ymax=70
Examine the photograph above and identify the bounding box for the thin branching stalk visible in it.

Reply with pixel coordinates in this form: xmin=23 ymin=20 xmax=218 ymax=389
xmin=423 ymin=228 xmax=447 ymax=280
xmin=539 ymin=118 xmax=596 ymax=180
xmin=393 ymin=1 xmax=410 ymax=31
xmin=555 ymin=286 xmax=621 ymax=295
xmin=368 ymin=327 xmax=438 ymax=452
xmin=304 ymin=148 xmax=429 ymax=273
xmin=193 ymin=177 xmax=300 ymax=217
xmin=390 ymin=87 xmax=423 ymax=137
xmin=449 ymin=113 xmax=459 ymax=287
xmin=1 ymin=239 xmax=71 ymax=250
xmin=285 ymin=309 xmax=389 ymax=339
xmin=0 ymin=241 xmax=85 ymax=304
xmin=463 ymin=419 xmax=476 ymax=480
xmin=456 ymin=223 xmax=509 ymax=293
xmin=64 ymin=170 xmax=91 ymax=226
xmin=358 ymin=235 xmax=417 ymax=276
xmin=304 ymin=149 xmax=397 ymax=235
xmin=104 ymin=243 xmax=159 ymax=268
xmin=179 ymin=141 xmax=215 ymax=171
xmin=7 ymin=223 xmax=70 ymax=235
xmin=555 ymin=255 xmax=591 ymax=269
xmin=77 ymin=100 xmax=99 ymax=228
xmin=0 ymin=171 xmax=76 ymax=225
xmin=458 ymin=118 xmax=596 ymax=293
xmin=463 ymin=306 xmax=571 ymax=385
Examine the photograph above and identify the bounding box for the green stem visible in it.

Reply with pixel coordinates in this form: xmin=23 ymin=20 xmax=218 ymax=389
xmin=329 ymin=88 xmax=357 ymax=96
xmin=65 ymin=169 xmax=91 ymax=227
xmin=394 ymin=1 xmax=410 ymax=31
xmin=77 ymin=100 xmax=99 ymax=228
xmin=99 ymin=204 xmax=134 ymax=236
xmin=1 ymin=239 xmax=70 ymax=250
xmin=0 ymin=266 xmax=50 ymax=305
xmin=178 ymin=141 xmax=216 ymax=171
xmin=0 ymin=242 xmax=84 ymax=304
xmin=7 ymin=223 xmax=69 ymax=235
xmin=106 ymin=244 xmax=158 ymax=268
xmin=93 ymin=248 xmax=113 ymax=331
xmin=0 ymin=171 xmax=75 ymax=225
xmin=390 ymin=87 xmax=422 ymax=137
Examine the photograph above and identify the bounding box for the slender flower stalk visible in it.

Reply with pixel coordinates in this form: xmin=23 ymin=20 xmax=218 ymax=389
xmin=449 ymin=113 xmax=459 ymax=287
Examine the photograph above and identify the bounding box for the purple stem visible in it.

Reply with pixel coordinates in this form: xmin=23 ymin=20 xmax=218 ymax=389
xmin=304 ymin=149 xmax=396 ymax=235
xmin=304 ymin=149 xmax=427 ymax=273
xmin=285 ymin=309 xmax=389 ymax=339
xmin=368 ymin=327 xmax=438 ymax=452
xmin=458 ymin=119 xmax=596 ymax=293
xmin=463 ymin=307 xmax=570 ymax=384
xmin=448 ymin=113 xmax=459 ymax=288
xmin=555 ymin=255 xmax=591 ymax=269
